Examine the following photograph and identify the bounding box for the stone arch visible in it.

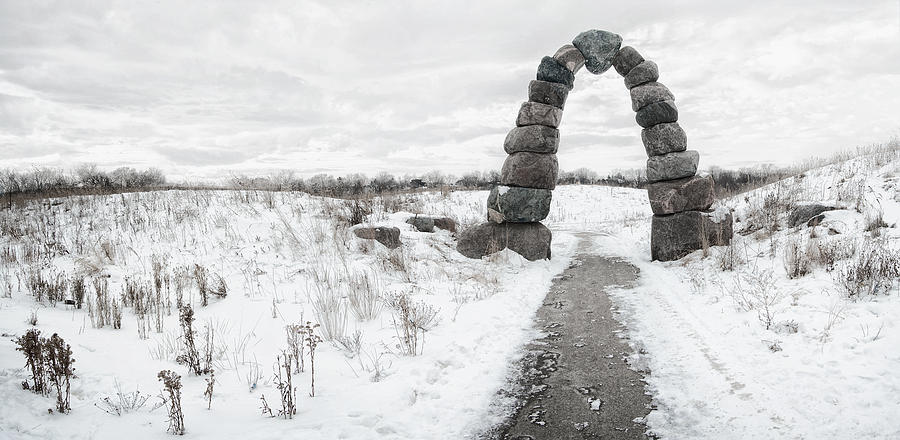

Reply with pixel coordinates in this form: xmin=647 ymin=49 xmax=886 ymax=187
xmin=457 ymin=29 xmax=733 ymax=262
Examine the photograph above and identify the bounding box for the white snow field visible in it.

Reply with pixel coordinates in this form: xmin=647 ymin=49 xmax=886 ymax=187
xmin=1 ymin=148 xmax=899 ymax=439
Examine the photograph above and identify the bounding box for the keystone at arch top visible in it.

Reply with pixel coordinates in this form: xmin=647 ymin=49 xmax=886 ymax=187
xmin=457 ymin=29 xmax=734 ymax=262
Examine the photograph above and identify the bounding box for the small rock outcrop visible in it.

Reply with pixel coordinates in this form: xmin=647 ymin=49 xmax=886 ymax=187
xmin=405 ymin=216 xmax=435 ymax=233
xmin=354 ymin=227 xmax=401 ymax=249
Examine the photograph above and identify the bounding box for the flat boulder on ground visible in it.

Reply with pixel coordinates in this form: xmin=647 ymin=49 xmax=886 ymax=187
xmin=406 ymin=216 xmax=435 ymax=232
xmin=651 ymin=210 xmax=733 ymax=261
xmin=353 ymin=226 xmax=401 ymax=249
xmin=457 ymin=222 xmax=552 ymax=261
xmin=788 ymin=204 xmax=839 ymax=228
xmin=432 ymin=217 xmax=457 ymax=232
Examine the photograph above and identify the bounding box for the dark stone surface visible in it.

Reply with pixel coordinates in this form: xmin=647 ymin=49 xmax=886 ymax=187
xmin=611 ymin=46 xmax=644 ymax=76
xmin=624 ymin=60 xmax=659 ymax=89
xmin=433 ymin=217 xmax=457 ymax=232
xmin=516 ymin=102 xmax=563 ymax=128
xmin=494 ymin=239 xmax=651 ymax=440
xmin=486 ymin=186 xmax=552 ymax=223
xmin=504 ymin=125 xmax=560 ymax=155
xmin=642 ymin=122 xmax=687 ymax=156
xmin=647 ymin=175 xmax=715 ymax=215
xmin=635 ymin=99 xmax=678 ymax=128
xmin=572 ymin=29 xmax=622 ymax=74
xmin=552 ymin=44 xmax=585 ymax=73
xmin=353 ymin=226 xmax=401 ymax=249
xmin=405 ymin=216 xmax=435 ymax=232
xmin=630 ymin=81 xmax=674 ymax=112
xmin=457 ymin=222 xmax=552 ymax=261
xmin=651 ymin=210 xmax=733 ymax=261
xmin=646 ymin=150 xmax=699 ymax=183
xmin=537 ymin=56 xmax=574 ymax=90
xmin=501 ymin=152 xmax=559 ymax=190
xmin=528 ymin=80 xmax=569 ymax=110
xmin=788 ymin=204 xmax=839 ymax=228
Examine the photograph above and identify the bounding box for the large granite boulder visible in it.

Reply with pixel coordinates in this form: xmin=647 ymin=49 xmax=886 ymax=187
xmin=651 ymin=210 xmax=733 ymax=261
xmin=537 ymin=56 xmax=575 ymax=90
xmin=457 ymin=222 xmax=552 ymax=261
xmin=552 ymin=44 xmax=586 ymax=73
xmin=486 ymin=186 xmax=552 ymax=223
xmin=624 ymin=60 xmax=659 ymax=89
xmin=635 ymin=99 xmax=678 ymax=128
xmin=611 ymin=46 xmax=644 ymax=76
xmin=646 ymin=150 xmax=699 ymax=183
xmin=500 ymin=152 xmax=559 ymax=189
xmin=406 ymin=216 xmax=435 ymax=232
xmin=572 ymin=29 xmax=622 ymax=74
xmin=642 ymin=122 xmax=687 ymax=156
xmin=630 ymin=82 xmax=674 ymax=112
xmin=504 ymin=125 xmax=560 ymax=154
xmin=647 ymin=175 xmax=715 ymax=215
xmin=353 ymin=226 xmax=401 ymax=249
xmin=528 ymin=80 xmax=569 ymax=110
xmin=516 ymin=102 xmax=563 ymax=128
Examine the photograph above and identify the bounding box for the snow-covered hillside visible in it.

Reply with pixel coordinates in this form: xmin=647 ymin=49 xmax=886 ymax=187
xmin=1 ymin=148 xmax=898 ymax=439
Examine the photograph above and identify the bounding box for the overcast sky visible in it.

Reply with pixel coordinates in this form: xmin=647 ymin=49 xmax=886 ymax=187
xmin=1 ymin=0 xmax=898 ymax=180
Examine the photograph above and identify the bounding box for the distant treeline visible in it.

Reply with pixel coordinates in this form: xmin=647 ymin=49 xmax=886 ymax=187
xmin=5 ymin=138 xmax=898 ymax=204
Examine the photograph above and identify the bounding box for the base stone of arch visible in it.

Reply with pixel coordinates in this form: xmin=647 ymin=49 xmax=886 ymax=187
xmin=457 ymin=29 xmax=733 ymax=262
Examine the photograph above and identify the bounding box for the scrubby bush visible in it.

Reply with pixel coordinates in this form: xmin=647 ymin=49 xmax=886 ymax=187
xmin=14 ymin=330 xmax=75 ymax=413
xmin=157 ymin=370 xmax=185 ymax=435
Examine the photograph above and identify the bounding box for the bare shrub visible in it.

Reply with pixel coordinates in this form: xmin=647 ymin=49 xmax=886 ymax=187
xmin=727 ymin=269 xmax=786 ymax=330
xmin=310 ymin=286 xmax=348 ymax=342
xmin=15 ymin=330 xmax=75 ymax=413
xmin=157 ymin=370 xmax=185 ymax=435
xmin=95 ymin=380 xmax=150 ymax=416
xmin=783 ymin=236 xmax=809 ymax=279
xmin=175 ymin=305 xmax=204 ymax=375
xmin=814 ymin=238 xmax=857 ymax=271
xmin=834 ymin=240 xmax=900 ymax=297
xmin=273 ymin=353 xmax=296 ymax=418
xmin=715 ymin=240 xmax=743 ymax=271
xmin=347 ymin=270 xmax=383 ymax=321
xmin=386 ymin=292 xmax=441 ymax=356
xmin=306 ymin=327 xmax=323 ymax=397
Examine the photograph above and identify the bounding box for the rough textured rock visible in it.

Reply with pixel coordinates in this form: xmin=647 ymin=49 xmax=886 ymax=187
xmin=788 ymin=204 xmax=839 ymax=228
xmin=624 ymin=60 xmax=659 ymax=89
xmin=433 ymin=217 xmax=457 ymax=232
xmin=353 ymin=226 xmax=401 ymax=249
xmin=552 ymin=44 xmax=586 ymax=73
xmin=405 ymin=216 xmax=435 ymax=232
xmin=646 ymin=150 xmax=699 ymax=182
xmin=516 ymin=102 xmax=563 ymax=128
xmin=611 ymin=46 xmax=644 ymax=76
xmin=504 ymin=125 xmax=559 ymax=154
xmin=647 ymin=175 xmax=715 ymax=215
xmin=537 ymin=56 xmax=575 ymax=90
xmin=500 ymin=152 xmax=559 ymax=190
xmin=635 ymin=99 xmax=678 ymax=128
xmin=572 ymin=29 xmax=622 ymax=74
xmin=630 ymin=82 xmax=674 ymax=112
xmin=457 ymin=222 xmax=552 ymax=261
xmin=642 ymin=122 xmax=687 ymax=156
xmin=486 ymin=186 xmax=552 ymax=223
xmin=528 ymin=80 xmax=569 ymax=110
xmin=651 ymin=210 xmax=733 ymax=261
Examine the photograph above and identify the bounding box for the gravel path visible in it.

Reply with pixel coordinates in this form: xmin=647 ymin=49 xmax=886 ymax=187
xmin=492 ymin=234 xmax=653 ymax=439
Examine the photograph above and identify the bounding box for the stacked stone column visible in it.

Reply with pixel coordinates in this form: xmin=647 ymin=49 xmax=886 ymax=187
xmin=457 ymin=29 xmax=733 ymax=262
xmin=609 ymin=45 xmax=733 ymax=261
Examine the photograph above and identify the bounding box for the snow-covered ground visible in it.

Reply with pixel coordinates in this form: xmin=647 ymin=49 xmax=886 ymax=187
xmin=1 ymin=149 xmax=898 ymax=439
